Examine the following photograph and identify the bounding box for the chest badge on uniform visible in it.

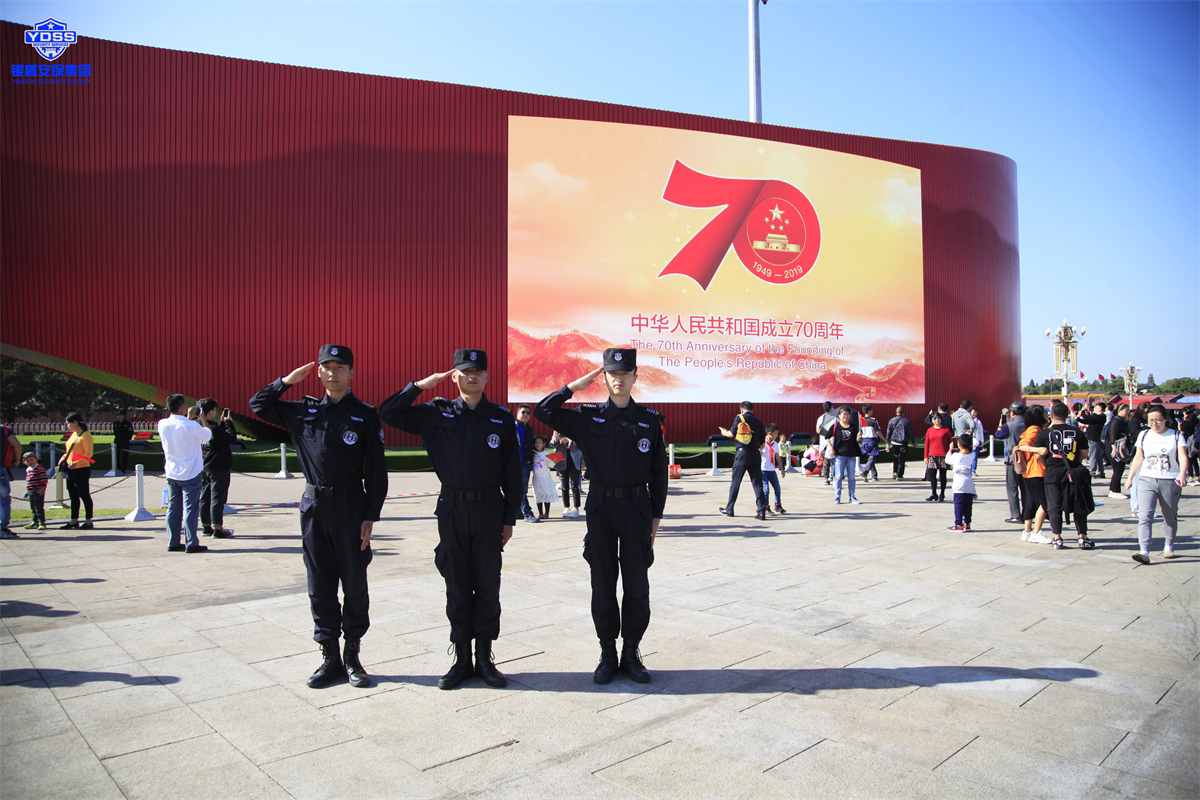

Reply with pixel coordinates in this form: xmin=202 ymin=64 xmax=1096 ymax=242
xmin=487 ymin=433 xmax=500 ymax=449
xmin=638 ymin=438 xmax=651 ymax=453
xmin=343 ymin=431 xmax=358 ymax=446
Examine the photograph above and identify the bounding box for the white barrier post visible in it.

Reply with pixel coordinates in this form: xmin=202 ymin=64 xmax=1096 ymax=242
xmin=125 ymin=464 xmax=155 ymax=521
xmin=34 ymin=442 xmax=42 ymax=463
xmin=274 ymin=444 xmax=293 ymax=479
xmin=985 ymin=435 xmax=997 ymax=463
xmin=784 ymin=440 xmax=799 ymax=473
xmin=669 ymin=443 xmax=676 ymax=466
xmin=103 ymin=443 xmax=119 ymax=477
xmin=707 ymin=443 xmax=723 ymax=477
xmin=51 ymin=444 xmax=67 ymax=508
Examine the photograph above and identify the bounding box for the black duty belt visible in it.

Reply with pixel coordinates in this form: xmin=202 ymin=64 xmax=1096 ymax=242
xmin=602 ymin=486 xmax=647 ymax=499
xmin=305 ymin=483 xmax=355 ymax=498
xmin=445 ymin=487 xmax=500 ymax=502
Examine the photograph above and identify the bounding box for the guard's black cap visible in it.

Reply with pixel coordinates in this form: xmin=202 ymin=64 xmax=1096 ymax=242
xmin=454 ymin=349 xmax=487 ymax=370
xmin=603 ymin=348 xmax=637 ymax=372
xmin=318 ymin=344 xmax=353 ymax=366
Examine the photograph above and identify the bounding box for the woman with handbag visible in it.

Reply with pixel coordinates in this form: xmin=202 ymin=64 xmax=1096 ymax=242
xmin=56 ymin=413 xmax=95 ymax=530
xmin=1015 ymin=406 xmax=1051 ymax=544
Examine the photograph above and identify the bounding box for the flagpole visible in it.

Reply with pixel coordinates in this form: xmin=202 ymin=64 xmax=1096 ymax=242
xmin=749 ymin=0 xmax=762 ymax=123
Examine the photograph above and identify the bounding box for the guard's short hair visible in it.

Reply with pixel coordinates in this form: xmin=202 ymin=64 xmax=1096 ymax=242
xmin=517 ymin=404 xmax=531 ymax=413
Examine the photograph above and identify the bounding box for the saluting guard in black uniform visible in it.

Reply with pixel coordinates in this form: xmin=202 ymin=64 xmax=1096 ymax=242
xmin=535 ymin=348 xmax=667 ymax=684
xmin=249 ymin=345 xmax=387 ymax=689
xmin=379 ymin=349 xmax=522 ymax=690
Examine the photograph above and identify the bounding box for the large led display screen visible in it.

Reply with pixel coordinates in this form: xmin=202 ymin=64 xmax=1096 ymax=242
xmin=507 ymin=116 xmax=925 ymax=404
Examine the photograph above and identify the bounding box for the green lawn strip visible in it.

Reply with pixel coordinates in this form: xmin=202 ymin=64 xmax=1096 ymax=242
xmin=8 ymin=507 xmax=167 ymax=522
xmin=15 ymin=435 xmax=435 ymax=473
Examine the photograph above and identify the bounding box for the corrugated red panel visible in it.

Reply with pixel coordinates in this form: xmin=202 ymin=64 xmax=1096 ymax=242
xmin=0 ymin=23 xmax=1019 ymax=443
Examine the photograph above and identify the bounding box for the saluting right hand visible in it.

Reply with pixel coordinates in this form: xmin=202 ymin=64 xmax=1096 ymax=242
xmin=416 ymin=370 xmax=454 ymax=392
xmin=283 ymin=362 xmax=315 ymax=386
xmin=567 ymin=366 xmax=603 ymax=393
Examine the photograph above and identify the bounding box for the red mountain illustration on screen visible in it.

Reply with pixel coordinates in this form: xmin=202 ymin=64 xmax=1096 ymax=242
xmin=776 ymin=360 xmax=925 ymax=402
xmin=508 ymin=326 xmax=684 ymax=401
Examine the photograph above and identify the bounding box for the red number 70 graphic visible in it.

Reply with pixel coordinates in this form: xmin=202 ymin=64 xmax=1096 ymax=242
xmin=657 ymin=160 xmax=821 ymax=291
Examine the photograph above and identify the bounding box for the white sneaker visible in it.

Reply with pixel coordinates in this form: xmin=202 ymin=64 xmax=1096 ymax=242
xmin=1108 ymin=491 xmax=1128 ymax=500
xmin=1020 ymin=530 xmax=1031 ymax=542
xmin=1027 ymin=531 xmax=1054 ymax=545
xmin=569 ymin=508 xmax=580 ymax=518
xmin=850 ymin=499 xmax=862 ymax=505
xmin=561 ymin=509 xmax=572 ymax=518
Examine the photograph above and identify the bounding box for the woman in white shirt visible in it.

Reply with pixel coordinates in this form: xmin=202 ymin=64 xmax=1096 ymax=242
xmin=1124 ymin=404 xmax=1189 ymax=564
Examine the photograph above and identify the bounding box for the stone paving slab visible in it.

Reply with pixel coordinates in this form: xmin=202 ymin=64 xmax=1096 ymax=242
xmin=1 ymin=463 xmax=1197 ymax=799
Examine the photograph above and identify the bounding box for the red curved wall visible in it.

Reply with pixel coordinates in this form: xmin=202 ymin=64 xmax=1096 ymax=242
xmin=0 ymin=23 xmax=1020 ymax=442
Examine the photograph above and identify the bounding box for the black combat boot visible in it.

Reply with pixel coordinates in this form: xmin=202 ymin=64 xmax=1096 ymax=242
xmin=438 ymin=641 xmax=474 ymax=690
xmin=474 ymin=639 xmax=507 ymax=688
xmin=593 ymin=638 xmax=619 ymax=685
xmin=343 ymin=638 xmax=371 ymax=688
xmin=619 ymin=640 xmax=651 ymax=683
xmin=306 ymin=640 xmax=343 ymax=689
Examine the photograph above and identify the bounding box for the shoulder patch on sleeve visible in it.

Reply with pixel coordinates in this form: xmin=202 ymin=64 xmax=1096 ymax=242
xmin=495 ymin=404 xmax=509 ymax=413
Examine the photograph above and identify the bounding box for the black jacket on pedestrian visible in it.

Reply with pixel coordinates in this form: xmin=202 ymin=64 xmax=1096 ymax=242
xmin=202 ymin=420 xmax=238 ymax=471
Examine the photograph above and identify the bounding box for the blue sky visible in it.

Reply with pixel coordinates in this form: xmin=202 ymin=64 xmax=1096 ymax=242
xmin=6 ymin=0 xmax=1198 ymax=384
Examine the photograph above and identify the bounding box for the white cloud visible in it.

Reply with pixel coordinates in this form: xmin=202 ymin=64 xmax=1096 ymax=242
xmin=878 ymin=177 xmax=922 ymax=227
xmin=509 ymin=162 xmax=587 ymax=204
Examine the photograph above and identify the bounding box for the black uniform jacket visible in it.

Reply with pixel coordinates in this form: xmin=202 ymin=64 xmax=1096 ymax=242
xmin=113 ymin=419 xmax=134 ymax=444
xmin=249 ymin=378 xmax=387 ymax=521
xmin=378 ymin=383 xmax=523 ymax=527
xmin=534 ymin=386 xmax=668 ymax=519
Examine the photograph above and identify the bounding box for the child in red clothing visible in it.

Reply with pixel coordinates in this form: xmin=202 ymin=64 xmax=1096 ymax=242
xmin=22 ymin=453 xmax=48 ymax=530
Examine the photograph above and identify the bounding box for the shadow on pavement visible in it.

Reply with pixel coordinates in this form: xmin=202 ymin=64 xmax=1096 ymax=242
xmin=1 ymin=577 xmax=105 ymax=586
xmin=5 ymin=668 xmax=181 ymax=688
xmin=0 ymin=600 xmax=79 ymax=619
xmin=661 ymin=524 xmax=790 ymax=538
xmin=499 ymin=665 xmax=1099 ymax=694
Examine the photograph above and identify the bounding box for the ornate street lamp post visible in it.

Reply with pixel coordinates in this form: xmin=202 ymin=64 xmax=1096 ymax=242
xmin=1121 ymin=362 xmax=1141 ymax=400
xmin=1045 ymin=319 xmax=1085 ymax=401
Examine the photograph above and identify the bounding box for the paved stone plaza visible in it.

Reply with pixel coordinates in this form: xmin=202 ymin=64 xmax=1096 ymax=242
xmin=2 ymin=462 xmax=1197 ymax=799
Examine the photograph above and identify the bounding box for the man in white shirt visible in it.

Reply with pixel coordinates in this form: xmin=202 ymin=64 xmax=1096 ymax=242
xmin=158 ymin=394 xmax=213 ymax=553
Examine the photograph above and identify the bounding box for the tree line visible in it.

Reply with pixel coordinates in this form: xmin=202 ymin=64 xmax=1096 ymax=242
xmin=1 ymin=358 xmax=147 ymax=424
